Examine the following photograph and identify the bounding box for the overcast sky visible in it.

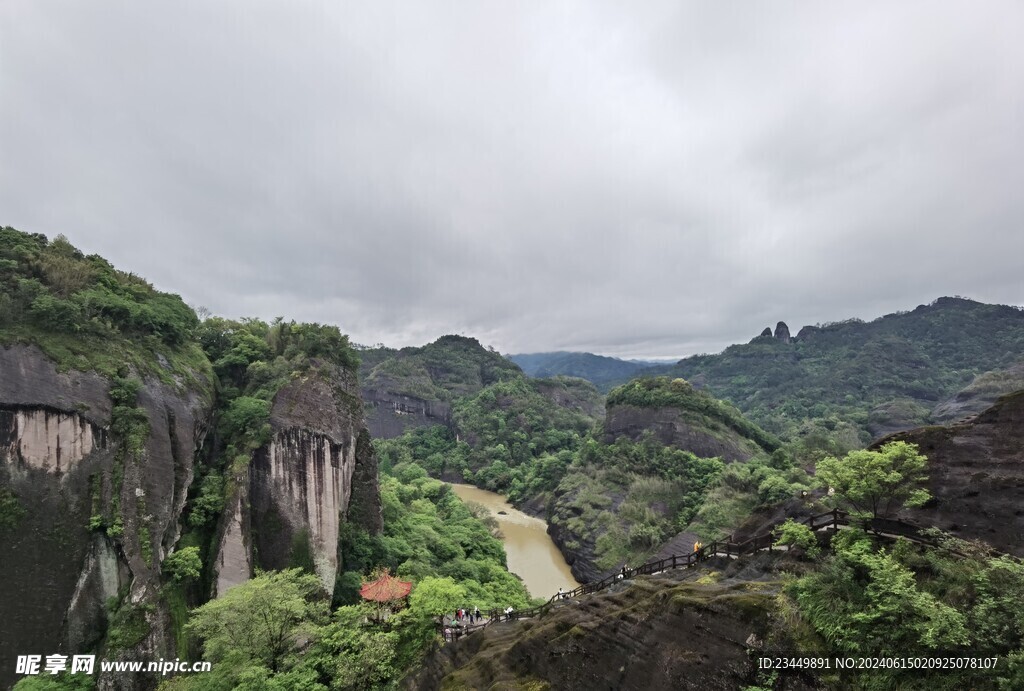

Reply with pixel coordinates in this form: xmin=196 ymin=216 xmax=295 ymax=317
xmin=2 ymin=2 xmax=1022 ymax=358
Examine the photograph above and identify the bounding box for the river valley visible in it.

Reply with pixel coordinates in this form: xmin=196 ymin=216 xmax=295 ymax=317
xmin=449 ymin=483 xmax=580 ymax=599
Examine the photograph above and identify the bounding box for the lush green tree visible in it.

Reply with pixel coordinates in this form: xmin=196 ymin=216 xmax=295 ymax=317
xmin=409 ymin=576 xmax=466 ymax=622
xmin=163 ymin=546 xmax=202 ymax=581
xmin=774 ymin=519 xmax=820 ymax=558
xmin=816 ymin=441 xmax=930 ymax=518
xmin=186 ymin=569 xmax=328 ymax=672
xmin=13 ymin=674 xmax=94 ymax=690
xmin=794 ymin=530 xmax=968 ymax=654
xmin=303 ymin=604 xmax=401 ymax=690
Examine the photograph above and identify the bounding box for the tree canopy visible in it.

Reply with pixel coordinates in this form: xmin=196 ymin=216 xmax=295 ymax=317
xmin=816 ymin=441 xmax=930 ymax=518
xmin=186 ymin=569 xmax=328 ymax=672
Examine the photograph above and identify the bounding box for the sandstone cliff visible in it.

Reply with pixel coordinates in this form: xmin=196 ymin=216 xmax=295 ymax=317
xmin=601 ymin=377 xmax=778 ymax=463
xmin=360 ymin=335 xmax=521 ymax=439
xmin=877 ymin=390 xmax=1024 ymax=556
xmin=0 ymin=344 xmax=213 ymax=689
xmin=547 ymin=377 xmax=777 ymax=584
xmin=929 ymin=361 xmax=1024 ymax=424
xmin=213 ymin=360 xmax=382 ymax=596
xmin=407 ymin=554 xmax=810 ymax=691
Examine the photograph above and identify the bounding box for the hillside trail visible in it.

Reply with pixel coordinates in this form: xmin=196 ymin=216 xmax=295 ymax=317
xmin=443 ymin=509 xmax=1008 ymax=643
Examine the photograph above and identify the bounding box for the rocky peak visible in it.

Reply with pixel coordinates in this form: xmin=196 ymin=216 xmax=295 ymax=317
xmin=774 ymin=321 xmax=791 ymax=343
xmin=759 ymin=327 xmax=772 ymax=338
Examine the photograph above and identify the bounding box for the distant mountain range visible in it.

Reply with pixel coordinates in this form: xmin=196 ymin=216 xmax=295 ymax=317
xmin=511 ymin=297 xmax=1024 ymax=442
xmin=507 ymin=351 xmax=651 ymax=391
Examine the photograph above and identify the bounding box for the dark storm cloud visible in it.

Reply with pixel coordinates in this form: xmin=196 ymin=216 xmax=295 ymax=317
xmin=2 ymin=1 xmax=1022 ymax=358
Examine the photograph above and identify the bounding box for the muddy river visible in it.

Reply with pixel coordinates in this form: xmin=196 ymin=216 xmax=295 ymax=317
xmin=449 ymin=483 xmax=580 ymax=599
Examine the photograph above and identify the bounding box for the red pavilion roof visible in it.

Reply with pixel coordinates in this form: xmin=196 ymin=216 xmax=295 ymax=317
xmin=359 ymin=572 xmax=413 ymax=602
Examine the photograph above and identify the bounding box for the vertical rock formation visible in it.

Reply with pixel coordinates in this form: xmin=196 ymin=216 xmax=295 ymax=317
xmin=213 ymin=361 xmax=382 ymax=596
xmin=0 ymin=344 xmax=213 ymax=689
xmin=774 ymin=321 xmax=791 ymax=343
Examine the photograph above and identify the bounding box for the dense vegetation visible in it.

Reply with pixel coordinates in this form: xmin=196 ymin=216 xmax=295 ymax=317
xmin=549 ymin=436 xmax=725 ymax=569
xmin=336 ymin=464 xmax=533 ymax=611
xmin=785 ymin=530 xmax=1024 ymax=689
xmin=374 ymin=362 xmax=809 ymax=573
xmin=552 ymin=435 xmax=812 ymax=568
xmin=155 ymin=465 xmax=533 ymax=690
xmin=375 ymin=375 xmax=600 ymax=503
xmin=0 ymin=226 xmax=210 ymax=385
xmin=607 ymin=376 xmax=781 ymax=453
xmin=659 ymin=297 xmax=1024 ymax=442
xmin=360 ymin=335 xmax=522 ymax=402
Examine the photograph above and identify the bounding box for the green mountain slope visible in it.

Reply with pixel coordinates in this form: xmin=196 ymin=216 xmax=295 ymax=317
xmin=662 ymin=297 xmax=1024 ymax=442
xmin=359 ymin=335 xmax=524 ymax=439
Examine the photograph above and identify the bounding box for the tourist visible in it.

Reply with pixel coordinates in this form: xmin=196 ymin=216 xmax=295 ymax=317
xmin=474 ymin=605 xmax=481 ymax=621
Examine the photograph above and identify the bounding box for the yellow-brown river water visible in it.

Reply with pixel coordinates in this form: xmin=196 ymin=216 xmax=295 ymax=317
xmin=449 ymin=483 xmax=580 ymax=599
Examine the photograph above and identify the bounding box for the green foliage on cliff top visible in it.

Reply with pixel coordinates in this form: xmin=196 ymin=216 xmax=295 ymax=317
xmin=362 ymin=334 xmax=521 ymax=402
xmin=0 ymin=226 xmax=212 ymax=386
xmin=606 ymin=376 xmax=781 ymax=453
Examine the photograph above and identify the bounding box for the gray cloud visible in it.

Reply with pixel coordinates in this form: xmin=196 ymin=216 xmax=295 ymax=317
xmin=2 ymin=1 xmax=1022 ymax=358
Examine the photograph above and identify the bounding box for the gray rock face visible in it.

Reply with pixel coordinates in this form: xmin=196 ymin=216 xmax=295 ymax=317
xmin=213 ymin=361 xmax=382 ymax=596
xmin=0 ymin=344 xmax=213 ymax=689
xmin=362 ymin=388 xmax=451 ymax=439
xmin=774 ymin=321 xmax=791 ymax=343
xmin=878 ymin=391 xmax=1024 ymax=556
xmin=759 ymin=327 xmax=773 ymax=338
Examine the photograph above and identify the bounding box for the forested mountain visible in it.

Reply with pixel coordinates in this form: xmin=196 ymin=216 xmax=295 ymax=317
xmin=0 ymin=227 xmax=530 ymax=690
xmin=5 ymin=226 xmax=1024 ymax=690
xmin=359 ymin=335 xmax=523 ymax=438
xmin=658 ymin=297 xmax=1024 ymax=443
xmin=508 ymin=351 xmax=649 ymax=391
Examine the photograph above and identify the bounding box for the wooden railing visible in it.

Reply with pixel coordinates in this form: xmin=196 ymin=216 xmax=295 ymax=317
xmin=440 ymin=509 xmax=963 ymax=643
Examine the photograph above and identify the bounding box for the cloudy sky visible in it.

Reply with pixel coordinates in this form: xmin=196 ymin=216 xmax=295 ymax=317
xmin=2 ymin=2 xmax=1022 ymax=358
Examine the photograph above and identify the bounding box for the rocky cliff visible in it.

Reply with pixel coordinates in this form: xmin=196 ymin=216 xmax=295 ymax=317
xmin=877 ymin=390 xmax=1024 ymax=556
xmin=359 ymin=335 xmax=521 ymax=439
xmin=602 ymin=377 xmax=778 ymax=462
xmin=0 ymin=344 xmax=213 ymax=689
xmin=407 ymin=554 xmax=809 ymax=691
xmin=214 ymin=360 xmax=382 ymax=596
